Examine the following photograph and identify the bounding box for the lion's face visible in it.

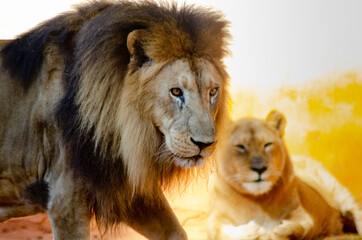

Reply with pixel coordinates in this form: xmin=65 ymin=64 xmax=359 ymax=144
xmin=150 ymin=59 xmax=223 ymax=168
xmin=220 ymin=111 xmax=287 ymax=196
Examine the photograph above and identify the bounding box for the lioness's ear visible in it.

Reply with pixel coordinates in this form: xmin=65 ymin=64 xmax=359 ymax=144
xmin=127 ymin=30 xmax=151 ymax=67
xmin=266 ymin=110 xmax=287 ymax=137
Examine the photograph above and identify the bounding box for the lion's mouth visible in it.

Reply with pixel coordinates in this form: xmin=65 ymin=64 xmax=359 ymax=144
xmin=183 ymin=154 xmax=202 ymax=161
xmin=173 ymin=154 xmax=204 ymax=168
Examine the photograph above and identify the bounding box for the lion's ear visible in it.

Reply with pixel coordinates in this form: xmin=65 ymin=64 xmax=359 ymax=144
xmin=127 ymin=30 xmax=151 ymax=67
xmin=127 ymin=30 xmax=142 ymax=55
xmin=266 ymin=110 xmax=287 ymax=137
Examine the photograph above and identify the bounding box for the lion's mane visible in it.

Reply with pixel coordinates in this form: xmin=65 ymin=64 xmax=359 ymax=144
xmin=1 ymin=1 xmax=230 ymax=228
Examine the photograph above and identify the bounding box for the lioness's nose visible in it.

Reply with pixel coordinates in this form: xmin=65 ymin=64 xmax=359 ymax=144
xmin=190 ymin=138 xmax=215 ymax=151
xmin=250 ymin=157 xmax=267 ymax=174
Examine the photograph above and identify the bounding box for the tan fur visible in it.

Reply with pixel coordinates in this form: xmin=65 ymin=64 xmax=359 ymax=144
xmin=207 ymin=110 xmax=360 ymax=240
xmin=0 ymin=1 xmax=230 ymax=239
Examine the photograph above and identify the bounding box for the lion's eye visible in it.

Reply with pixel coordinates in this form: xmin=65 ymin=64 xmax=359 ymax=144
xmin=235 ymin=144 xmax=246 ymax=154
xmin=264 ymin=142 xmax=273 ymax=150
xmin=210 ymin=87 xmax=219 ymax=97
xmin=170 ymin=88 xmax=183 ymax=97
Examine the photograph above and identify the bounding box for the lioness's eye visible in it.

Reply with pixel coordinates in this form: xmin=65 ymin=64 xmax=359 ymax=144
xmin=210 ymin=87 xmax=219 ymax=97
xmin=235 ymin=144 xmax=246 ymax=154
xmin=170 ymin=88 xmax=183 ymax=97
xmin=264 ymin=142 xmax=273 ymax=150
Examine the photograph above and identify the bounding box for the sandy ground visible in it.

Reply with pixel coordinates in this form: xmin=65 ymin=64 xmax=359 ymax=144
xmin=0 ymin=180 xmax=361 ymax=240
xmin=0 ymin=180 xmax=210 ymax=240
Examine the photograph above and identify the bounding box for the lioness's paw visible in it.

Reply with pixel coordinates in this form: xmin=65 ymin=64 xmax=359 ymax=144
xmin=271 ymin=220 xmax=304 ymax=240
xmin=220 ymin=221 xmax=270 ymax=240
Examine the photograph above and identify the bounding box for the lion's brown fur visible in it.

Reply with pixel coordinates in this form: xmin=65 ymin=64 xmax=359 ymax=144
xmin=0 ymin=0 xmax=230 ymax=236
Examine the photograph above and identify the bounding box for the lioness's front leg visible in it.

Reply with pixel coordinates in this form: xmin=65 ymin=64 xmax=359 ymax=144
xmin=272 ymin=206 xmax=313 ymax=240
xmin=219 ymin=221 xmax=270 ymax=240
xmin=127 ymin=191 xmax=187 ymax=240
xmin=209 ymin=217 xmax=270 ymax=240
xmin=47 ymin=172 xmax=90 ymax=240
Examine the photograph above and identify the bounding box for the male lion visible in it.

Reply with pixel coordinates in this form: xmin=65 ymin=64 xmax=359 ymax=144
xmin=207 ymin=110 xmax=361 ymax=240
xmin=0 ymin=1 xmax=230 ymax=239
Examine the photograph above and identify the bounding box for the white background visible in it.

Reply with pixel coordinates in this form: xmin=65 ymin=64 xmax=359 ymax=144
xmin=1 ymin=0 xmax=362 ymax=90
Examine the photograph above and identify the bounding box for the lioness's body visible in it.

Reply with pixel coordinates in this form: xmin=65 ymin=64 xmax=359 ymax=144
xmin=208 ymin=111 xmax=361 ymax=240
xmin=0 ymin=2 xmax=230 ymax=239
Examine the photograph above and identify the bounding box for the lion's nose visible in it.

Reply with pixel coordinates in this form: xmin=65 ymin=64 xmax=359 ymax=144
xmin=190 ymin=137 xmax=215 ymax=151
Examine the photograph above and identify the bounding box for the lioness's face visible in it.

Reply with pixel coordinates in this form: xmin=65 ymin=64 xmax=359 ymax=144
xmin=221 ymin=118 xmax=286 ymax=196
xmin=151 ymin=59 xmax=223 ymax=168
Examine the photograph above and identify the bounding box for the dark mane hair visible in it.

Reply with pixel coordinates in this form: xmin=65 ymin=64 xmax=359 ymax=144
xmin=0 ymin=2 xmax=111 ymax=90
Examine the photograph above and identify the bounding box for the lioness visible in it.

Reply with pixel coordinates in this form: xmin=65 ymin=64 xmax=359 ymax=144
xmin=207 ymin=110 xmax=361 ymax=240
xmin=0 ymin=1 xmax=230 ymax=239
